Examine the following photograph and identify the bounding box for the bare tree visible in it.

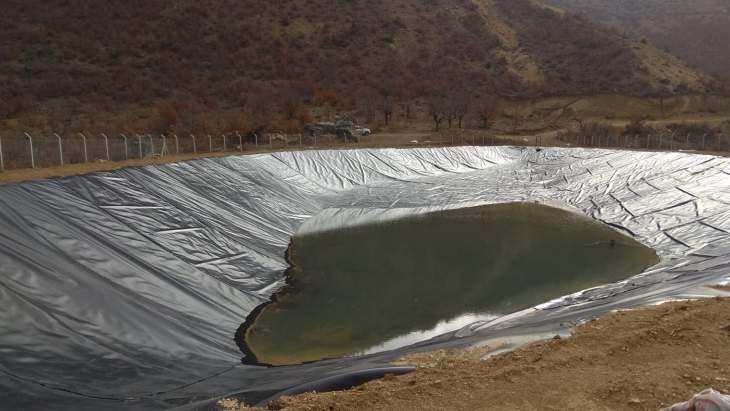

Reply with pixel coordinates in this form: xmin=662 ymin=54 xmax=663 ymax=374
xmin=450 ymin=89 xmax=470 ymax=129
xmin=376 ymin=55 xmax=404 ymax=126
xmin=477 ymin=97 xmax=499 ymax=129
xmin=358 ymin=87 xmax=378 ymax=124
xmin=380 ymin=93 xmax=394 ymax=126
xmin=280 ymin=82 xmax=308 ymax=120
xmin=428 ymin=93 xmax=447 ymax=131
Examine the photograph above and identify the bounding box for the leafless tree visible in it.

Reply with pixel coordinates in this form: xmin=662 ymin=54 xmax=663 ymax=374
xmin=477 ymin=97 xmax=499 ymax=129
xmin=428 ymin=93 xmax=447 ymax=131
xmin=380 ymin=93 xmax=394 ymax=126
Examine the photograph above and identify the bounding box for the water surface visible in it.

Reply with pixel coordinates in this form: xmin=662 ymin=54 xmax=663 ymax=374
xmin=244 ymin=203 xmax=659 ymax=365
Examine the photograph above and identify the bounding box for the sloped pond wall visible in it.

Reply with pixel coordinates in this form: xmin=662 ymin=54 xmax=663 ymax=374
xmin=1 ymin=147 xmax=729 ymax=409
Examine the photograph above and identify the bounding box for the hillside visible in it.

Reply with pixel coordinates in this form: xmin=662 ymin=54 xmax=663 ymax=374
xmin=0 ymin=0 xmax=718 ymax=135
xmin=544 ymin=0 xmax=730 ymax=79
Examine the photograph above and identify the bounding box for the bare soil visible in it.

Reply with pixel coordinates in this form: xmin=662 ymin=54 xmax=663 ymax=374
xmin=244 ymin=297 xmax=730 ymax=411
xmin=0 ymin=152 xmax=236 ymax=184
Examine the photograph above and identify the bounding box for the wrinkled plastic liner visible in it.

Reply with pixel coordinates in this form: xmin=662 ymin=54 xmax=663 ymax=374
xmin=1 ymin=147 xmax=729 ymax=409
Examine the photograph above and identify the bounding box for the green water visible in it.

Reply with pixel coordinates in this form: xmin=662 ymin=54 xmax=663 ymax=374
xmin=244 ymin=203 xmax=659 ymax=365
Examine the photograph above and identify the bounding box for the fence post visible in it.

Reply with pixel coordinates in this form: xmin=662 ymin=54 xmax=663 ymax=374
xmin=137 ymin=134 xmax=143 ymax=158
xmin=148 ymin=135 xmax=155 ymax=156
xmin=236 ymin=132 xmax=243 ymax=152
xmin=685 ymin=133 xmax=690 ymax=147
xmin=120 ymin=134 xmax=129 ymax=160
xmin=223 ymin=134 xmax=227 ymax=151
xmin=191 ymin=134 xmax=197 ymax=154
xmin=160 ymin=134 xmax=167 ymax=156
xmin=174 ymin=134 xmax=180 ymax=155
xmin=24 ymin=132 xmax=36 ymax=169
xmin=101 ymin=133 xmax=110 ymax=161
xmin=54 ymin=133 xmax=64 ymax=166
xmin=269 ymin=134 xmax=272 ymax=147
xmin=78 ymin=133 xmax=88 ymax=162
xmin=0 ymin=135 xmax=4 ymax=171
xmin=254 ymin=132 xmax=258 ymax=147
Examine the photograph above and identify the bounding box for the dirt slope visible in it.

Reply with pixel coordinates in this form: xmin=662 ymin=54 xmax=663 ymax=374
xmin=261 ymin=297 xmax=730 ymax=410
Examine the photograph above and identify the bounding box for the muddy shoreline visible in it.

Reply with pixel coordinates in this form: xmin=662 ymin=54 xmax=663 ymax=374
xmin=235 ymin=241 xmax=300 ymax=367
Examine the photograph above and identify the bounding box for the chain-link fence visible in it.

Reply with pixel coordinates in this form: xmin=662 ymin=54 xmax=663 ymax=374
xmin=0 ymin=133 xmax=244 ymax=171
xmin=556 ymin=132 xmax=730 ymax=152
xmin=1 ymin=131 xmax=729 ymax=173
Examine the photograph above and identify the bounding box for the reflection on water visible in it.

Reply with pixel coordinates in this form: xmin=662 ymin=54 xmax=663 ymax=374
xmin=244 ymin=203 xmax=659 ymax=365
xmin=357 ymin=312 xmax=499 ymax=355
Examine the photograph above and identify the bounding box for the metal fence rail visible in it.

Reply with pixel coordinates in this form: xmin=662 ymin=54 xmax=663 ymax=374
xmin=0 ymin=131 xmax=728 ymax=173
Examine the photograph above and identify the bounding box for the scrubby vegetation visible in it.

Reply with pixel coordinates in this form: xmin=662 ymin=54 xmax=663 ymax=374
xmin=545 ymin=0 xmax=730 ymax=80
xmin=0 ymin=0 xmax=716 ymax=139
